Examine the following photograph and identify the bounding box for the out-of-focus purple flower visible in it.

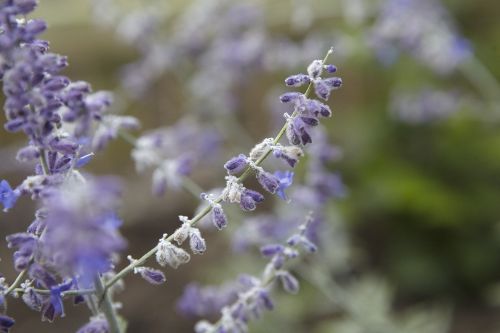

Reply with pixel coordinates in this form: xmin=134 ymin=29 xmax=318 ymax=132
xmin=193 ymin=220 xmax=317 ymax=332
xmin=274 ymin=171 xmax=294 ymax=201
xmin=41 ymin=177 xmax=126 ymax=285
xmin=132 ymin=119 xmax=220 ymax=195
xmin=6 ymin=232 xmax=37 ymax=271
xmin=389 ymin=88 xmax=461 ymax=124
xmin=0 ymin=180 xmax=19 ymax=212
xmin=92 ymin=115 xmax=140 ymax=151
xmin=369 ymin=0 xmax=472 ymax=74
xmin=0 ymin=314 xmax=15 ymax=333
xmin=177 ymin=282 xmax=241 ymax=318
xmin=76 ymin=316 xmax=109 ymax=333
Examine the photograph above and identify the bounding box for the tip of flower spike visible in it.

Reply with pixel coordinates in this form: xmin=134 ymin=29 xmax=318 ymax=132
xmin=328 ymin=47 xmax=334 ymax=55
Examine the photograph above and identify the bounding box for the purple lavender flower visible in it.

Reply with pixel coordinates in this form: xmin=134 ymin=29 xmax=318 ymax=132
xmin=194 ymin=220 xmax=317 ymax=332
xmin=6 ymin=232 xmax=37 ymax=271
xmin=76 ymin=316 xmax=109 ymax=333
xmin=41 ymin=177 xmax=126 ymax=285
xmin=239 ymin=189 xmax=264 ymax=211
xmin=132 ymin=119 xmax=220 ymax=195
xmin=0 ymin=180 xmax=19 ymax=212
xmin=369 ymin=0 xmax=472 ymax=74
xmin=211 ymin=204 xmax=228 ymax=230
xmin=177 ymin=282 xmax=241 ymax=318
xmin=189 ymin=228 xmax=207 ymax=254
xmin=280 ymin=50 xmax=342 ymax=147
xmin=223 ymin=154 xmax=248 ymax=175
xmin=136 ymin=267 xmax=166 ymax=285
xmin=256 ymin=171 xmax=280 ymax=194
xmin=0 ymin=314 xmax=15 ymax=333
xmin=274 ymin=171 xmax=294 ymax=201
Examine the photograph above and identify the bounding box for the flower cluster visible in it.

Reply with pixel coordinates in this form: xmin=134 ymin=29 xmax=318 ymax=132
xmin=0 ymin=0 xmax=134 ymax=210
xmin=192 ymin=219 xmax=317 ymax=332
xmin=131 ymin=119 xmax=220 ymax=196
xmin=280 ymin=49 xmax=342 ymax=146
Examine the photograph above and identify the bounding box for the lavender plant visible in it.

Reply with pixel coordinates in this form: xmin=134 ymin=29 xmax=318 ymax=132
xmin=0 ymin=0 xmax=346 ymax=330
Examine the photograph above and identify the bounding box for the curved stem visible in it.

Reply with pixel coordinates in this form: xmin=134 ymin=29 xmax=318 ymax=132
xmin=105 ymin=48 xmax=334 ymax=291
xmin=4 ymin=269 xmax=27 ymax=296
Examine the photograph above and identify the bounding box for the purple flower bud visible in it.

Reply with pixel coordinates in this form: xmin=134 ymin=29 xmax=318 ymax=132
xmin=76 ymin=317 xmax=109 ymax=333
xmin=138 ymin=267 xmax=166 ymax=285
xmin=49 ymin=137 xmax=79 ymax=155
xmin=22 ymin=288 xmax=43 ymax=311
xmin=4 ymin=118 xmax=25 ymax=132
xmin=243 ymin=189 xmax=264 ymax=203
xmin=257 ymin=290 xmax=274 ymax=310
xmin=324 ymin=64 xmax=337 ymax=73
xmin=0 ymin=314 xmax=15 ymax=333
xmin=189 ymin=228 xmax=206 ymax=254
xmin=25 ymin=19 xmax=47 ymax=36
xmin=212 ymin=205 xmax=228 ymax=230
xmin=286 ymin=234 xmax=301 ymax=247
xmin=224 ymin=154 xmax=248 ymax=175
xmin=260 ymin=244 xmax=284 ymax=257
xmin=292 ymin=117 xmax=312 ymax=145
xmin=256 ymin=171 xmax=279 ymax=194
xmin=16 ymin=146 xmax=40 ymax=162
xmin=43 ymin=76 xmax=70 ymax=91
xmin=239 ymin=194 xmax=257 ymax=211
xmin=300 ymin=115 xmax=319 ymax=126
xmin=278 ymin=271 xmax=300 ymax=294
xmin=14 ymin=0 xmax=38 ymax=14
xmin=314 ymin=79 xmax=330 ymax=100
xmin=284 ymin=74 xmax=310 ymax=87
xmin=307 ymin=59 xmax=323 ymax=79
xmin=279 ymin=92 xmax=303 ymax=104
xmin=323 ymin=77 xmax=343 ymax=88
xmin=286 ymin=121 xmax=301 ymax=146
xmin=84 ymin=91 xmax=113 ymax=115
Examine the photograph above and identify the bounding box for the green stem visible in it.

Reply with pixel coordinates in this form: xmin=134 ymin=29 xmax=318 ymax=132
xmin=105 ymin=48 xmax=334 ymax=291
xmin=4 ymin=269 xmax=27 ymax=296
xmin=459 ymin=56 xmax=500 ymax=116
xmin=39 ymin=149 xmax=50 ymax=175
xmin=117 ymin=129 xmax=138 ymax=147
xmin=13 ymin=287 xmax=95 ymax=296
xmin=94 ymin=276 xmax=122 ymax=333
xmin=181 ymin=176 xmax=205 ymax=198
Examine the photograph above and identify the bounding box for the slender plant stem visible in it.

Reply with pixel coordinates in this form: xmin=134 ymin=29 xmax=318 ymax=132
xmin=4 ymin=269 xmax=27 ymax=296
xmin=106 ymin=48 xmax=334 ymax=291
xmin=117 ymin=129 xmax=138 ymax=147
xmin=181 ymin=176 xmax=205 ymax=198
xmin=39 ymin=148 xmax=50 ymax=175
xmin=12 ymin=287 xmax=95 ymax=296
xmin=94 ymin=276 xmax=122 ymax=333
